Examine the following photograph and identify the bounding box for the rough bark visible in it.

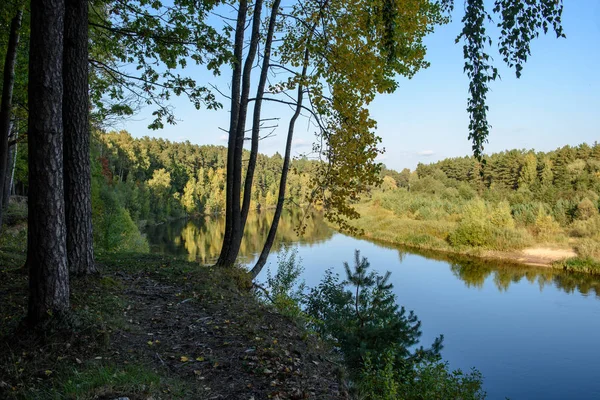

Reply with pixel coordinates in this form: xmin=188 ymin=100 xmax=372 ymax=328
xmin=221 ymin=0 xmax=264 ymax=267
xmin=240 ymin=0 xmax=281 ymax=230
xmin=0 ymin=9 xmax=23 ymax=229
xmin=215 ymin=0 xmax=247 ymax=268
xmin=63 ymin=0 xmax=96 ymax=275
xmin=251 ymin=48 xmax=310 ymax=279
xmin=27 ymin=0 xmax=70 ymax=326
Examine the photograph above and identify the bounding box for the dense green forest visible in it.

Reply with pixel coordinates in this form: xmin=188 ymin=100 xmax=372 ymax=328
xmin=356 ymin=142 xmax=600 ymax=271
xmin=94 ymin=131 xmax=314 ymax=217
xmin=90 ymin=131 xmax=314 ymax=251
xmin=13 ymin=131 xmax=600 ymax=266
xmin=5 ymin=130 xmax=316 ymax=253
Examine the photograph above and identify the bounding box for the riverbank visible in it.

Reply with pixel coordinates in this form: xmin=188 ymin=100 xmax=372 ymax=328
xmin=0 ymin=249 xmax=347 ymax=399
xmin=341 ymin=202 xmax=600 ymax=274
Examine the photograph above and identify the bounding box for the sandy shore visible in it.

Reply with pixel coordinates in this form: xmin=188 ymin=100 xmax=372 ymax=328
xmin=484 ymin=247 xmax=577 ymax=268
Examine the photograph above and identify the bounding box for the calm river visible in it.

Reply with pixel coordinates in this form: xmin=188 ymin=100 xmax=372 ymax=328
xmin=144 ymin=210 xmax=600 ymax=400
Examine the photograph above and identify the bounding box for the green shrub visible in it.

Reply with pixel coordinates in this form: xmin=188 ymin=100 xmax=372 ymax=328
xmin=533 ymin=207 xmax=561 ymax=240
xmin=512 ymin=202 xmax=542 ymax=226
xmin=490 ymin=201 xmax=515 ymax=229
xmin=448 ymin=199 xmax=490 ymax=247
xmin=570 ymin=216 xmax=600 ymax=238
xmin=558 ymin=257 xmax=600 ymax=274
xmin=3 ymin=200 xmax=27 ymax=225
xmin=463 ymin=199 xmax=488 ymax=221
xmin=448 ymin=200 xmax=530 ymax=250
xmin=259 ymin=246 xmax=307 ymax=320
xmin=93 ymin=186 xmax=149 ymax=253
xmin=359 ymin=352 xmax=486 ymax=400
xmin=457 ymin=183 xmax=476 ymax=200
xmin=487 ymin=226 xmax=532 ymax=250
xmin=441 ymin=187 xmax=460 ymax=200
xmin=448 ymin=223 xmax=530 ymax=251
xmin=448 ymin=219 xmax=491 ymax=248
xmin=305 ymin=251 xmax=442 ymax=376
xmin=304 ymin=251 xmax=484 ymax=399
xmin=358 ymin=350 xmax=401 ymax=399
xmin=575 ymin=198 xmax=599 ymax=221
xmin=574 ymin=239 xmax=600 ymax=259
xmin=552 ymin=199 xmax=576 ymax=226
xmin=410 ymin=176 xmax=447 ymax=195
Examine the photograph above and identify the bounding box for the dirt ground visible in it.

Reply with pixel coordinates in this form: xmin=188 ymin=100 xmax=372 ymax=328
xmin=0 ymin=253 xmax=348 ymax=399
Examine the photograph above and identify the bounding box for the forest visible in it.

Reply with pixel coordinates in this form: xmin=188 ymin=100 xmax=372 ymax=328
xmin=0 ymin=0 xmax=585 ymax=398
xmin=86 ymin=130 xmax=315 ymax=253
xmin=354 ymin=142 xmax=600 ymax=272
xmin=11 ymin=129 xmax=598 ymax=268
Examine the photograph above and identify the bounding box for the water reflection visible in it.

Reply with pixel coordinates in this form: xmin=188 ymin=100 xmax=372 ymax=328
xmin=144 ymin=208 xmax=333 ymax=264
xmin=145 ymin=212 xmax=600 ymax=298
xmin=449 ymin=257 xmax=600 ymax=298
xmin=341 ymin=237 xmax=600 ymax=298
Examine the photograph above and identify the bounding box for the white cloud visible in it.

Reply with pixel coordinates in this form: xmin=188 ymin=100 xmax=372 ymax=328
xmin=417 ymin=150 xmax=435 ymax=156
xmin=292 ymin=138 xmax=311 ymax=148
xmin=218 ymin=134 xmax=228 ymax=142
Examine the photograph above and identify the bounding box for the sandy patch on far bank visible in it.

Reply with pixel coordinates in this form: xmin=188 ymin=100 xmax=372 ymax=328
xmin=522 ymin=247 xmax=577 ymax=260
xmin=486 ymin=247 xmax=577 ymax=267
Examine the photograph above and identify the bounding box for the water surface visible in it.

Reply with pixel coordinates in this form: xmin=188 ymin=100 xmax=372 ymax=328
xmin=144 ymin=210 xmax=600 ymax=400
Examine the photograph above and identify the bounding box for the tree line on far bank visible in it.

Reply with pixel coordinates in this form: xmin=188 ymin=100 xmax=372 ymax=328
xmin=369 ymin=142 xmax=600 ymax=264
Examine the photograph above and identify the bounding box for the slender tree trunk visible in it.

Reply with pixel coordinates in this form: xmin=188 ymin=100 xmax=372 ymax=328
xmin=63 ymin=0 xmax=96 ymax=275
xmin=221 ymin=0 xmax=264 ymax=267
xmin=4 ymin=141 xmax=15 ymax=204
xmin=9 ymin=122 xmax=19 ymax=200
xmin=1 ymin=121 xmax=14 ymax=207
xmin=27 ymin=0 xmax=70 ymax=326
xmin=240 ymin=0 xmax=281 ymax=229
xmin=251 ymin=48 xmax=310 ymax=279
xmin=0 ymin=9 xmax=23 ymax=229
xmin=9 ymin=143 xmax=16 ymax=195
xmin=215 ymin=0 xmax=247 ymax=267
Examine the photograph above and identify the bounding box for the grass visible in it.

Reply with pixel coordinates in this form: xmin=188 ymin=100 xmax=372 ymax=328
xmin=555 ymin=257 xmax=600 ymax=275
xmin=346 ymin=202 xmax=457 ymax=252
xmin=20 ymin=362 xmax=187 ymax=400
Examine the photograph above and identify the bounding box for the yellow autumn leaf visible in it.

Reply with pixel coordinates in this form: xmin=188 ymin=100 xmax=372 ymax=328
xmin=180 ymin=356 xmax=189 ymax=362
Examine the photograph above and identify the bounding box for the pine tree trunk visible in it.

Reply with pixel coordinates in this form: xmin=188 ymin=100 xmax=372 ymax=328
xmin=0 ymin=9 xmax=23 ymax=229
xmin=215 ymin=0 xmax=247 ymax=268
xmin=27 ymin=0 xmax=70 ymax=326
xmin=251 ymin=48 xmax=310 ymax=279
xmin=63 ymin=0 xmax=96 ymax=275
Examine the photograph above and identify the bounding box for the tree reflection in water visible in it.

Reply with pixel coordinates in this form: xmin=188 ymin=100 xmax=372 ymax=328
xmin=144 ymin=208 xmax=333 ymax=264
xmin=145 ymin=212 xmax=600 ymax=298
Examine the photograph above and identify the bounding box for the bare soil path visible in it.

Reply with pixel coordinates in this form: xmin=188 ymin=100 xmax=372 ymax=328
xmin=0 ymin=253 xmax=347 ymax=400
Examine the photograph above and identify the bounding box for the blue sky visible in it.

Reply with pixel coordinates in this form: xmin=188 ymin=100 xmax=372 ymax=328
xmin=121 ymin=1 xmax=600 ymax=171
